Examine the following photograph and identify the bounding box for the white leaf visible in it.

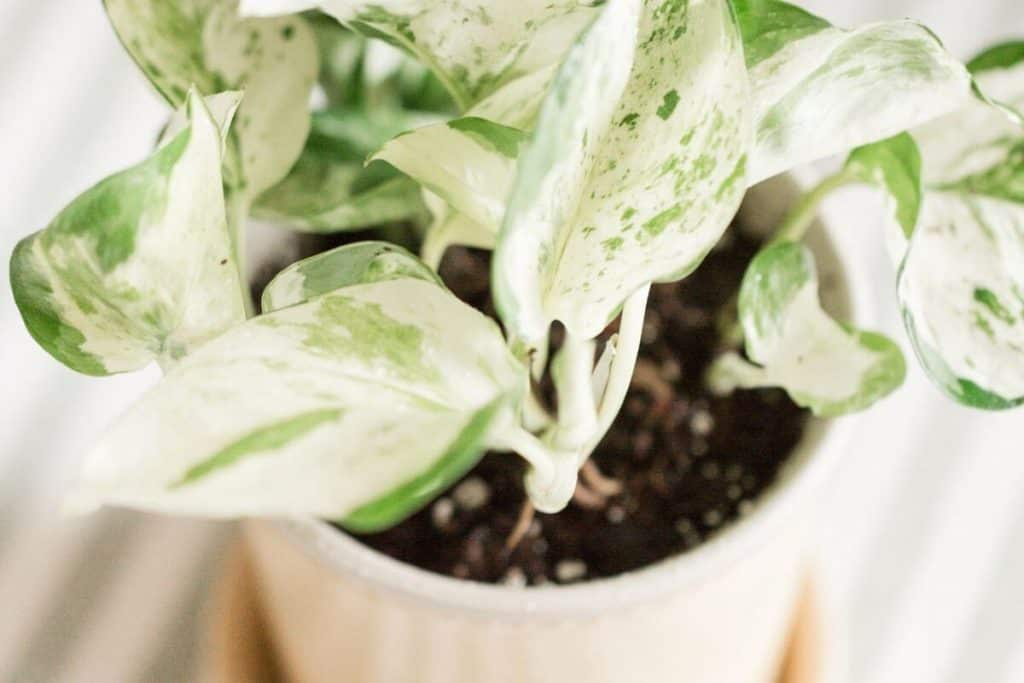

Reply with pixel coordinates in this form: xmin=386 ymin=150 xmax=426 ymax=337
xmin=711 ymin=241 xmax=905 ymax=416
xmin=735 ymin=0 xmax=972 ymax=184
xmin=11 ymin=91 xmax=245 ymax=374
xmin=250 ymin=0 xmax=597 ymax=111
xmin=73 ymin=279 xmax=526 ymax=528
xmin=371 ymin=117 xmax=525 ymax=232
xmin=261 ymin=240 xmax=441 ymax=312
xmin=104 ymin=0 xmax=319 ymax=196
xmin=495 ymin=0 xmax=750 ymax=342
xmin=898 ymin=192 xmax=1024 ymax=408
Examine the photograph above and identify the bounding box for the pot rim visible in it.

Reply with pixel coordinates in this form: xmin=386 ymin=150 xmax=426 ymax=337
xmin=261 ymin=176 xmax=867 ymax=618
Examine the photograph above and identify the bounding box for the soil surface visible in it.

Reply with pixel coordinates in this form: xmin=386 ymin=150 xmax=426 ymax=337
xmin=335 ymin=224 xmax=809 ymax=585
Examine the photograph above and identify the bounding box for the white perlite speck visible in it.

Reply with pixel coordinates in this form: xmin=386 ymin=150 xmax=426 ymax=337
xmin=606 ymin=505 xmax=626 ymax=524
xmin=430 ymin=497 xmax=454 ymax=528
xmin=690 ymin=409 xmax=714 ymax=436
xmin=501 ymin=566 xmax=528 ymax=588
xmin=452 ymin=477 xmax=490 ymax=510
xmin=703 ymin=509 xmax=723 ymax=527
xmin=555 ymin=559 xmax=587 ymax=583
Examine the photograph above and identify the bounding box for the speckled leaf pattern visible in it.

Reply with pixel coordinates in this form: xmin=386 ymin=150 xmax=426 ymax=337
xmin=72 ymin=278 xmax=525 ymax=529
xmin=10 ymin=91 xmax=245 ymax=375
xmin=733 ymin=0 xmax=971 ymax=185
xmin=890 ymin=52 xmax=1024 ymax=409
xmin=254 ymin=108 xmax=435 ymax=231
xmin=241 ymin=0 xmax=595 ymax=111
xmin=372 ymin=117 xmax=525 ymax=234
xmin=711 ymin=241 xmax=905 ymax=416
xmin=495 ymin=0 xmax=750 ymax=343
xmin=104 ymin=0 xmax=318 ymax=197
xmin=261 ymin=241 xmax=441 ymax=312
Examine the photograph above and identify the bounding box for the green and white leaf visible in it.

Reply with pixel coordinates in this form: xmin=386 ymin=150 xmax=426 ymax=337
xmin=371 ymin=117 xmax=525 ymax=232
xmin=104 ymin=0 xmax=318 ymax=196
xmin=840 ymin=133 xmax=923 ymax=261
xmin=240 ymin=0 xmax=596 ymax=112
xmin=495 ymin=0 xmax=750 ymax=343
xmin=897 ymin=192 xmax=1024 ymax=408
xmin=847 ymin=46 xmax=1024 ymax=408
xmin=254 ymin=107 xmax=437 ymax=231
xmin=262 ymin=241 xmax=440 ymax=311
xmin=72 ymin=278 xmax=526 ymax=530
xmin=710 ymin=241 xmax=905 ymax=416
xmin=733 ymin=0 xmax=972 ymax=185
xmin=10 ymin=91 xmax=244 ymax=375
xmin=159 ymin=91 xmax=243 ymax=153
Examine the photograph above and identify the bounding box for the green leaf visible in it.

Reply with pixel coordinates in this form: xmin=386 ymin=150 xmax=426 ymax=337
xmin=104 ymin=0 xmax=319 ymax=197
xmin=241 ymin=0 xmax=596 ymax=113
xmin=254 ymin=107 xmax=437 ymax=231
xmin=968 ymin=41 xmax=1024 ymax=75
xmin=72 ymin=278 xmax=526 ymax=526
xmin=844 ymin=133 xmax=923 ymax=238
xmin=372 ymin=117 xmax=525 ymax=233
xmin=10 ymin=91 xmax=245 ymax=375
xmin=261 ymin=241 xmax=441 ymax=311
xmin=494 ymin=0 xmax=750 ymax=343
xmin=897 ymin=192 xmax=1024 ymax=409
xmin=734 ymin=0 xmax=971 ymax=184
xmin=711 ymin=241 xmax=906 ymax=416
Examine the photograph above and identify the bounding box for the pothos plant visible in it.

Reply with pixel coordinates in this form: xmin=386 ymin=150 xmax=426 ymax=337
xmin=10 ymin=0 xmax=1024 ymax=531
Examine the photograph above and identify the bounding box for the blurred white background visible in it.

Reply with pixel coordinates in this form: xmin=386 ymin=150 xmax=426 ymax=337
xmin=0 ymin=1 xmax=1022 ymax=681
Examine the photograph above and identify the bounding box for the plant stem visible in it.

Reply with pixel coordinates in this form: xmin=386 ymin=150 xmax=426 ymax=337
xmin=492 ymin=426 xmax=556 ymax=485
xmin=551 ymin=330 xmax=597 ymax=451
xmin=582 ymin=283 xmax=651 ymax=459
xmin=420 ymin=225 xmax=448 ymax=271
xmin=771 ymin=169 xmax=855 ymax=245
xmin=522 ymin=387 xmax=553 ymax=432
xmin=492 ymin=426 xmax=577 ymax=513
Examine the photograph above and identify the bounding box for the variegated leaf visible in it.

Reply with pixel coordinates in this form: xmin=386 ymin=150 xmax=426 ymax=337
xmin=843 ymin=133 xmax=923 ymax=252
xmin=240 ymin=0 xmax=596 ymax=113
xmin=10 ymin=91 xmax=244 ymax=375
xmin=262 ymin=241 xmax=440 ymax=311
xmin=158 ymin=91 xmax=243 ymax=152
xmin=710 ymin=241 xmax=905 ymax=416
xmin=849 ymin=47 xmax=1024 ymax=408
xmin=72 ymin=278 xmax=526 ymax=530
xmin=254 ymin=108 xmax=435 ymax=231
xmin=494 ymin=0 xmax=749 ymax=343
xmin=371 ymin=117 xmax=525 ymax=232
xmin=898 ymin=192 xmax=1024 ymax=408
xmin=733 ymin=0 xmax=972 ymax=184
xmin=104 ymin=0 xmax=318 ymax=196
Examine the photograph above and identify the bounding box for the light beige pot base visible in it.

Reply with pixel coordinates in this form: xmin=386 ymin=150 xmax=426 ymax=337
xmin=199 ymin=542 xmax=824 ymax=683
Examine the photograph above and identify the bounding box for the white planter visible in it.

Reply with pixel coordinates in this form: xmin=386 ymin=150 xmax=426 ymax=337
xmin=244 ymin=175 xmax=861 ymax=683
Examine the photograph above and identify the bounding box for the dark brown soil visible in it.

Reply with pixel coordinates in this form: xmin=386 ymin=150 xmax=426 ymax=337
xmin=349 ymin=223 xmax=809 ymax=586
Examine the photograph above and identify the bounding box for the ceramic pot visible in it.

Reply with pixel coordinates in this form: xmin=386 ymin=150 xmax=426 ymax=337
xmin=244 ymin=175 xmax=860 ymax=683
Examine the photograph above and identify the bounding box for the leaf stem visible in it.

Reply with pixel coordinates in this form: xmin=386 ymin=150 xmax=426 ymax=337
xmin=551 ymin=330 xmax=597 ymax=451
xmin=491 ymin=426 xmax=577 ymax=513
xmin=582 ymin=283 xmax=650 ymax=458
xmin=771 ymin=169 xmax=855 ymax=245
